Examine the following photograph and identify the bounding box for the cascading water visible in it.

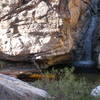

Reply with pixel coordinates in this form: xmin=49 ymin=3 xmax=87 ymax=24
xmin=83 ymin=16 xmax=97 ymax=61
xmin=74 ymin=16 xmax=98 ymax=68
xmin=73 ymin=0 xmax=100 ymax=68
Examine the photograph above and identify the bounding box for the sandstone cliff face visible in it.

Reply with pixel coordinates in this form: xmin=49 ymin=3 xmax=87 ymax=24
xmin=0 ymin=0 xmax=99 ymax=67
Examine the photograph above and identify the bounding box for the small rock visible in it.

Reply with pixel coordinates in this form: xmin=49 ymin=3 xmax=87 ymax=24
xmin=91 ymin=86 xmax=100 ymax=97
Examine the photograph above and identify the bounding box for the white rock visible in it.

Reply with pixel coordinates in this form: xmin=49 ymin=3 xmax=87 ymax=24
xmin=91 ymin=86 xmax=100 ymax=97
xmin=35 ymin=1 xmax=49 ymax=18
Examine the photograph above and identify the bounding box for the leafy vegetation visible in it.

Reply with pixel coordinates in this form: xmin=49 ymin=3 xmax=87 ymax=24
xmin=32 ymin=68 xmax=100 ymax=100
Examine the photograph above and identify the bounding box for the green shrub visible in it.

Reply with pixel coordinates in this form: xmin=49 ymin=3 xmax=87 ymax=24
xmin=32 ymin=68 xmax=100 ymax=100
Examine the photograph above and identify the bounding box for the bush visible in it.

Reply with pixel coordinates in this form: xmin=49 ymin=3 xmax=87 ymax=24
xmin=32 ymin=68 xmax=100 ymax=100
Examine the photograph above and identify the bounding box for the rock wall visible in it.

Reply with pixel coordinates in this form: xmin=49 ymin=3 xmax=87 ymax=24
xmin=0 ymin=0 xmax=99 ymax=67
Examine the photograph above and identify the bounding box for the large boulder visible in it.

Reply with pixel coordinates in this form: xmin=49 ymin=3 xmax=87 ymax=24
xmin=0 ymin=0 xmax=98 ymax=67
xmin=0 ymin=74 xmax=50 ymax=100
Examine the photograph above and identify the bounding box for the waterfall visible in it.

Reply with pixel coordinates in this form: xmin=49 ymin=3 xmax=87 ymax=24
xmin=72 ymin=0 xmax=100 ymax=68
xmin=83 ymin=16 xmax=98 ymax=61
xmin=73 ymin=16 xmax=98 ymax=68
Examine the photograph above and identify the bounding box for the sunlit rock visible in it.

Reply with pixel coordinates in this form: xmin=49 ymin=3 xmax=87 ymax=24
xmin=0 ymin=0 xmax=98 ymax=67
xmin=91 ymin=86 xmax=100 ymax=97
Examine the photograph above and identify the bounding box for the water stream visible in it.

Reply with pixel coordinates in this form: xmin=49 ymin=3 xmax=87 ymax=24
xmin=83 ymin=17 xmax=97 ymax=60
xmin=74 ymin=16 xmax=98 ymax=68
